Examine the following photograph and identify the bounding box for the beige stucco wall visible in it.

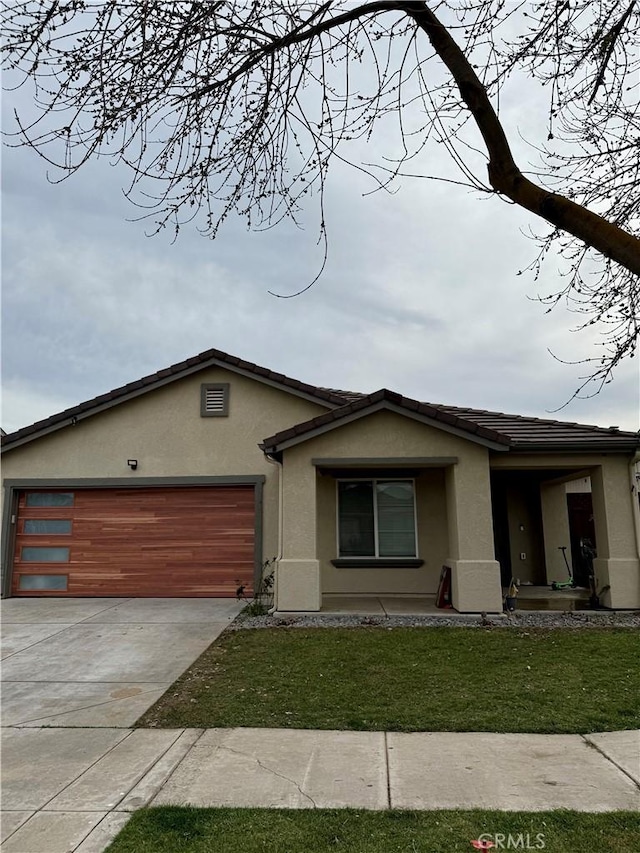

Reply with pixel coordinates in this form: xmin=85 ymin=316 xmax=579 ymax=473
xmin=444 ymin=449 xmax=502 ymax=611
xmin=1 ymin=367 xmax=327 ymax=569
xmin=591 ymin=457 xmax=640 ymax=608
xmin=540 ymin=482 xmax=571 ymax=585
xmin=539 ymin=476 xmax=590 ymax=584
xmin=278 ymin=409 xmax=501 ymax=609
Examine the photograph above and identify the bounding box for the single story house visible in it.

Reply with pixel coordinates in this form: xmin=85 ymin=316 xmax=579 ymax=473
xmin=2 ymin=347 xmax=639 ymax=612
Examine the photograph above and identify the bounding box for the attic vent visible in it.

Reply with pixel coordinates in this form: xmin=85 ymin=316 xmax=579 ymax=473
xmin=201 ymin=383 xmax=230 ymax=417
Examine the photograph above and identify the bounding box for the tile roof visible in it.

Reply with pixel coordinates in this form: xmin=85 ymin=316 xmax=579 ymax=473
xmin=2 ymin=348 xmax=638 ymax=454
xmin=0 ymin=348 xmax=357 ymax=450
xmin=261 ymin=389 xmax=640 ymax=453
xmin=431 ymin=403 xmax=640 ymax=449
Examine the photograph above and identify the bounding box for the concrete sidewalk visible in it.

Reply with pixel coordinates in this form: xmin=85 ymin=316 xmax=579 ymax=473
xmin=2 ymin=726 xmax=639 ymax=852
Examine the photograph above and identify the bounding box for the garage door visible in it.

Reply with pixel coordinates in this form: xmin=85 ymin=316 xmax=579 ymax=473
xmin=11 ymin=486 xmax=256 ymax=597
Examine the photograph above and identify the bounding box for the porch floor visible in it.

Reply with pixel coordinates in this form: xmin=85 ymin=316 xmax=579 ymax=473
xmin=319 ymin=587 xmax=590 ymax=615
xmin=514 ymin=584 xmax=590 ymax=611
xmin=320 ymin=594 xmax=440 ymax=616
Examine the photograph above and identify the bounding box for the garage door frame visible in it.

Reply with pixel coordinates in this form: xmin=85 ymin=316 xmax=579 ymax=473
xmin=1 ymin=476 xmax=265 ymax=598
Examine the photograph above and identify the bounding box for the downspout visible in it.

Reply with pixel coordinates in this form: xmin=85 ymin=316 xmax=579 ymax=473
xmin=630 ymin=452 xmax=640 ymax=559
xmin=264 ymin=452 xmax=283 ymax=613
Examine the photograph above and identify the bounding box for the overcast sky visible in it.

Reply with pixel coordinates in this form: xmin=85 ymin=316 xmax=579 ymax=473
xmin=2 ymin=19 xmax=639 ymax=436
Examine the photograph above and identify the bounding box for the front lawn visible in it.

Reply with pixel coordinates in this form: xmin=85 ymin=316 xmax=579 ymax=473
xmin=136 ymin=627 xmax=639 ymax=733
xmin=106 ymin=808 xmax=640 ymax=853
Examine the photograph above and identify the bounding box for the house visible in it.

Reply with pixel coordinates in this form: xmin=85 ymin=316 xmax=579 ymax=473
xmin=2 ymin=347 xmax=639 ymax=612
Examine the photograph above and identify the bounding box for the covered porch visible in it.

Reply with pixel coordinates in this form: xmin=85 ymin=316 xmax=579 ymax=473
xmin=262 ymin=394 xmax=640 ymax=614
xmin=490 ymin=454 xmax=640 ymax=610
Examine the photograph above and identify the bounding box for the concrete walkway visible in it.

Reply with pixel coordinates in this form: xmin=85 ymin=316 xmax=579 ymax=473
xmin=2 ymin=599 xmax=638 ymax=851
xmin=1 ymin=726 xmax=639 ymax=852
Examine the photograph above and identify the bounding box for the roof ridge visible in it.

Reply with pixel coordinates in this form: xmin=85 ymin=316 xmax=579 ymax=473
xmin=1 ymin=347 xmax=353 ymax=448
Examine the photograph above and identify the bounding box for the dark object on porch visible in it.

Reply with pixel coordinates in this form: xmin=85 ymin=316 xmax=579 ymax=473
xmin=581 ymin=537 xmax=607 ymax=609
xmin=436 ymin=565 xmax=452 ymax=608
xmin=567 ymin=492 xmax=597 ymax=587
xmin=504 ymin=578 xmax=519 ymax=612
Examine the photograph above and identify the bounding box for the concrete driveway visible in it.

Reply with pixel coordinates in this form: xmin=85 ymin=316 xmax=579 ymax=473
xmin=1 ymin=597 xmax=243 ymax=851
xmin=1 ymin=597 xmax=243 ymax=727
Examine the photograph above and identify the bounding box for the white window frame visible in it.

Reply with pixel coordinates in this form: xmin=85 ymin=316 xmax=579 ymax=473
xmin=335 ymin=478 xmax=418 ymax=559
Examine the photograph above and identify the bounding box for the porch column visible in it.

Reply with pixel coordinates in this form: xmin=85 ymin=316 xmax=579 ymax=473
xmin=276 ymin=451 xmax=321 ymax=611
xmin=540 ymin=482 xmax=572 ymax=585
xmin=591 ymin=460 xmax=640 ymax=609
xmin=445 ymin=456 xmax=502 ymax=612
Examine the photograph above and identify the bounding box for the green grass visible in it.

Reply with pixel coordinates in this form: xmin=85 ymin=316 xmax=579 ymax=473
xmin=136 ymin=627 xmax=639 ymax=733
xmin=106 ymin=808 xmax=640 ymax=852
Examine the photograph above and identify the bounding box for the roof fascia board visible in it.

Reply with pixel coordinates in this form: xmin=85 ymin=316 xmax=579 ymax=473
xmin=1 ymin=358 xmax=336 ymax=453
xmin=508 ymin=442 xmax=640 ymax=453
xmin=269 ymin=400 xmax=509 ymax=453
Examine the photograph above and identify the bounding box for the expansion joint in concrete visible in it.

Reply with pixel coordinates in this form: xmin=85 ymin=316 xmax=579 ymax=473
xmin=582 ymin=734 xmax=640 ymax=790
xmin=383 ymin=731 xmax=392 ymax=809
xmin=145 ymin=729 xmax=207 ymax=808
xmin=39 ymin=729 xmax=133 ymax=812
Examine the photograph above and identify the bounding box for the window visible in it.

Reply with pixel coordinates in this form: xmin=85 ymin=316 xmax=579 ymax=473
xmin=201 ymin=383 xmax=230 ymax=417
xmin=24 ymin=520 xmax=72 ymax=535
xmin=25 ymin=492 xmax=74 ymax=507
xmin=21 ymin=547 xmax=70 ymax=562
xmin=337 ymin=480 xmax=417 ymax=558
xmin=19 ymin=575 xmax=68 ymax=591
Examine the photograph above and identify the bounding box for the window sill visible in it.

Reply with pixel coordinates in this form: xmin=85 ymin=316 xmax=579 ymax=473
xmin=331 ymin=558 xmax=424 ymax=569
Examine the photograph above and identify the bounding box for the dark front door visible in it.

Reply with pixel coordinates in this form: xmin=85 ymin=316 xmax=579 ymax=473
xmin=567 ymin=492 xmax=596 ymax=588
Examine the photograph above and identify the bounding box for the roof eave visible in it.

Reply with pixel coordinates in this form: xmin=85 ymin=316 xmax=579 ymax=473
xmin=262 ymin=398 xmax=511 ymax=454
xmin=1 ymin=354 xmax=344 ymax=453
xmin=505 ymin=440 xmax=640 ymax=454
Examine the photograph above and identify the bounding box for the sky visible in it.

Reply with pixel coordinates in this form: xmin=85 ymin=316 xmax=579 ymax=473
xmin=2 ymin=14 xmax=639 ymax=436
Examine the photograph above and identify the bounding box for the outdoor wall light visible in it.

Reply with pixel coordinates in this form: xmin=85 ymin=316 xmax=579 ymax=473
xmin=127 ymin=459 xmax=138 ymax=470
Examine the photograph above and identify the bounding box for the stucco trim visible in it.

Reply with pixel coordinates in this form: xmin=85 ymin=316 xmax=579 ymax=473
xmin=1 ymin=475 xmax=265 ymax=599
xmin=313 ymin=457 xmax=459 ymax=467
xmin=536 ymin=468 xmax=594 ymax=487
xmin=3 ymin=476 xmax=265 ymax=488
xmin=331 ymin=558 xmax=425 ymax=568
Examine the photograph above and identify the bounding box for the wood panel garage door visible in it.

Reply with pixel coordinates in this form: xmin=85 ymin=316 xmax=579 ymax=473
xmin=11 ymin=486 xmax=256 ymax=597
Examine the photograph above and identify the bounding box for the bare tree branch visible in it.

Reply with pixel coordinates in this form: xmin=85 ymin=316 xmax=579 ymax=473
xmin=2 ymin=0 xmax=639 ymax=396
